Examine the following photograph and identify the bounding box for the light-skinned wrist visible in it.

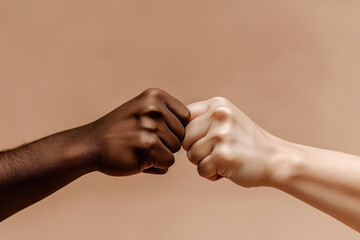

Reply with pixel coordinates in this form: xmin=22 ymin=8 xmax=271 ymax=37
xmin=264 ymin=134 xmax=306 ymax=190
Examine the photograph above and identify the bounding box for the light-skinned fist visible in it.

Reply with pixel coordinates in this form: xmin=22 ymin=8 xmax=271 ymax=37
xmin=182 ymin=97 xmax=284 ymax=188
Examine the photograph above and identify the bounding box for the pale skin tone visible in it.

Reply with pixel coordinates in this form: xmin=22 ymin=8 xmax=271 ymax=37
xmin=183 ymin=97 xmax=360 ymax=233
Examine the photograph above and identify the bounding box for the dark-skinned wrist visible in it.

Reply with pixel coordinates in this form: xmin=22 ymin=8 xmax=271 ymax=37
xmin=64 ymin=124 xmax=101 ymax=174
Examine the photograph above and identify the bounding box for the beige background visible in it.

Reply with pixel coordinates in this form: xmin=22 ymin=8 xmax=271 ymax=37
xmin=1 ymin=1 xmax=360 ymax=239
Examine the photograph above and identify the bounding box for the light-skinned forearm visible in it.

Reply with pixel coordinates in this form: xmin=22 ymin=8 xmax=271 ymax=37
xmin=270 ymin=137 xmax=360 ymax=232
xmin=183 ymin=97 xmax=360 ymax=232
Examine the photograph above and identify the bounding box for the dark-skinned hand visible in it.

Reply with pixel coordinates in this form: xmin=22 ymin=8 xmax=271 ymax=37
xmin=0 ymin=88 xmax=190 ymax=220
xmin=88 ymin=88 xmax=191 ymax=176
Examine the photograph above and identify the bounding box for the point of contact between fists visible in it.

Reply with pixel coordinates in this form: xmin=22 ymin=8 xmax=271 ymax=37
xmin=182 ymin=96 xmax=237 ymax=150
xmin=139 ymin=88 xmax=191 ymax=141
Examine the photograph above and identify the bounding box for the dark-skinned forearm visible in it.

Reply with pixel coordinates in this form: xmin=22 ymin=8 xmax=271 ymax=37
xmin=0 ymin=88 xmax=190 ymax=221
xmin=0 ymin=125 xmax=98 ymax=221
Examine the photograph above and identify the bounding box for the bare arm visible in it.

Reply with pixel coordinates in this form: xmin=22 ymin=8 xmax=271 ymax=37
xmin=0 ymin=88 xmax=190 ymax=221
xmin=183 ymin=97 xmax=360 ymax=232
xmin=0 ymin=126 xmax=96 ymax=221
xmin=273 ymin=141 xmax=360 ymax=231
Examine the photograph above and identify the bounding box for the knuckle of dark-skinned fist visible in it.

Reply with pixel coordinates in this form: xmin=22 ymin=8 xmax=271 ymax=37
xmin=137 ymin=131 xmax=158 ymax=150
xmin=183 ymin=108 xmax=191 ymax=123
xmin=164 ymin=154 xmax=175 ymax=167
xmin=169 ymin=154 xmax=176 ymax=166
xmin=142 ymin=88 xmax=164 ymax=99
xmin=172 ymin=140 xmax=182 ymax=153
xmin=177 ymin=127 xmax=186 ymax=141
xmin=141 ymin=104 xmax=163 ymax=117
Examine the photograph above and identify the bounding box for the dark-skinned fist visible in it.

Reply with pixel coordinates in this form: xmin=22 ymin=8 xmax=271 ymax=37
xmin=87 ymin=88 xmax=190 ymax=176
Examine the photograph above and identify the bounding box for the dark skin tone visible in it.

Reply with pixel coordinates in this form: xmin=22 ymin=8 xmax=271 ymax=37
xmin=0 ymin=88 xmax=190 ymax=221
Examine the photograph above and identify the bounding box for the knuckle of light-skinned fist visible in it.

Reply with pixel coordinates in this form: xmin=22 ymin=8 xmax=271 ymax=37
xmin=212 ymin=130 xmax=232 ymax=143
xmin=187 ymin=148 xmax=199 ymax=165
xmin=210 ymin=97 xmax=229 ymax=107
xmin=197 ymin=160 xmax=216 ymax=178
xmin=211 ymin=106 xmax=234 ymax=123
xmin=182 ymin=131 xmax=193 ymax=151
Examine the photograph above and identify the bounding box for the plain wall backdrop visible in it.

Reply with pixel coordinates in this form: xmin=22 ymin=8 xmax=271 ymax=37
xmin=1 ymin=1 xmax=360 ymax=239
